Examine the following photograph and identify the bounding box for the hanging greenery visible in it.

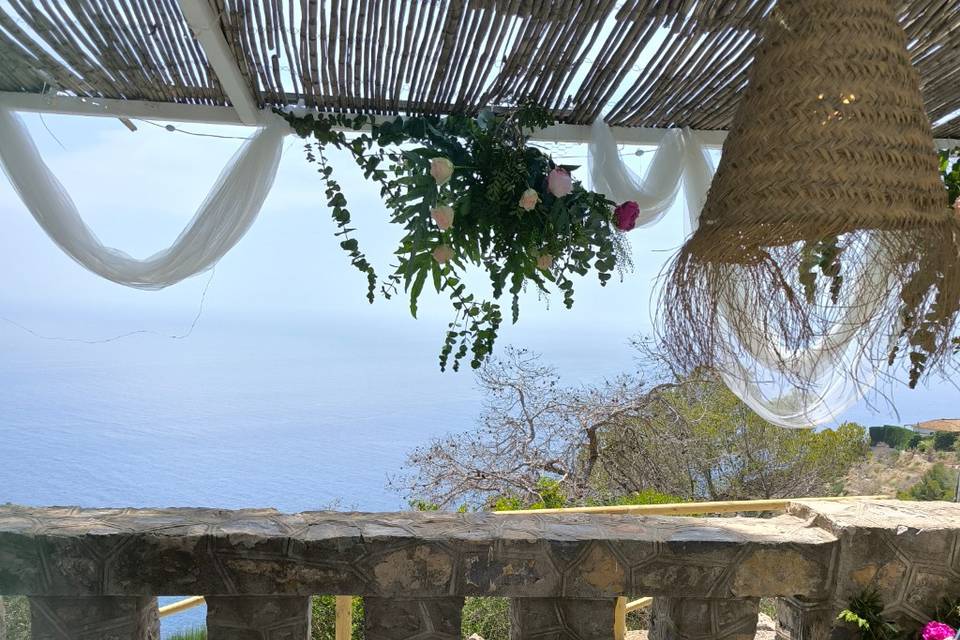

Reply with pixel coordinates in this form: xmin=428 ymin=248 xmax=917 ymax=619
xmin=279 ymin=104 xmax=632 ymax=371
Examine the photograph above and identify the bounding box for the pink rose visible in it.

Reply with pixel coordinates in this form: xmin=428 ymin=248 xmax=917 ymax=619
xmin=519 ymin=188 xmax=540 ymax=211
xmin=536 ymin=253 xmax=554 ymax=270
xmin=431 ymin=205 xmax=455 ymax=230
xmin=547 ymin=168 xmax=572 ymax=198
xmin=922 ymin=622 xmax=957 ymax=640
xmin=430 ymin=157 xmax=454 ymax=185
xmin=954 ymin=196 xmax=960 ymax=216
xmin=432 ymin=245 xmax=454 ymax=264
xmin=614 ymin=201 xmax=641 ymax=231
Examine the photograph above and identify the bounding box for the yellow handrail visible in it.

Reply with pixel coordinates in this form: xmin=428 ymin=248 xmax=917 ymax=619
xmin=158 ymin=596 xmax=205 ymax=618
xmin=335 ymin=595 xmax=353 ymax=640
xmin=491 ymin=494 xmax=889 ymax=516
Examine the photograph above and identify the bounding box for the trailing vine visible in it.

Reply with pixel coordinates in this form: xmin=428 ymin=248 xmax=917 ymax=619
xmin=280 ymin=104 xmax=633 ymax=371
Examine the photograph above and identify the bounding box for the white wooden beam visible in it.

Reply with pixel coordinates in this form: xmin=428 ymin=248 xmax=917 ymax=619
xmin=3 ymin=91 xmax=959 ymax=151
xmin=0 ymin=91 xmax=245 ymax=125
xmin=175 ymin=0 xmax=260 ymax=126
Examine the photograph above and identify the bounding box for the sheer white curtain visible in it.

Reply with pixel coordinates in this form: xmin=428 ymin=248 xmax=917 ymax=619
xmin=0 ymin=105 xmax=287 ymax=289
xmin=588 ymin=119 xmax=870 ymax=428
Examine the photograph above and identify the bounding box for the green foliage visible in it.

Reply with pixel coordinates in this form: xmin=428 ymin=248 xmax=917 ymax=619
xmin=837 ymin=589 xmax=901 ymax=640
xmin=168 ymin=629 xmax=207 ymax=640
xmin=0 ymin=596 xmax=30 ymax=640
xmin=593 ymin=489 xmax=688 ymax=507
xmin=869 ymin=426 xmax=917 ymax=450
xmin=311 ymin=596 xmax=365 ymax=640
xmin=897 ymin=463 xmax=958 ymax=501
xmin=461 ymin=597 xmax=510 ymax=640
xmin=939 ymin=147 xmax=960 ymax=209
xmin=931 ymin=597 xmax=960 ymax=630
xmin=934 ymin=432 xmax=958 ymax=451
xmin=491 ymin=477 xmax=568 ymax=511
xmin=409 ymin=499 xmax=441 ymax=511
xmin=280 ymin=104 xmax=628 ymax=372
xmin=799 ymin=236 xmax=844 ymax=305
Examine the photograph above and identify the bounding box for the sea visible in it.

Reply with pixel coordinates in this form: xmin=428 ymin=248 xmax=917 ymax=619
xmin=0 ymin=308 xmax=655 ymax=636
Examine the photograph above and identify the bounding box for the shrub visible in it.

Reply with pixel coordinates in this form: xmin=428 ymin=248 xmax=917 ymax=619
xmin=0 ymin=596 xmax=30 ymax=640
xmin=934 ymin=432 xmax=958 ymax=452
xmin=837 ymin=589 xmax=901 ymax=640
xmin=311 ymin=596 xmax=364 ymax=640
xmin=461 ymin=597 xmax=510 ymax=640
xmin=869 ymin=426 xmax=917 ymax=450
xmin=897 ymin=463 xmax=958 ymax=501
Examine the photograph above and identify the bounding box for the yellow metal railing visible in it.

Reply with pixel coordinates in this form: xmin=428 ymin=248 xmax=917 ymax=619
xmin=158 ymin=495 xmax=889 ymax=635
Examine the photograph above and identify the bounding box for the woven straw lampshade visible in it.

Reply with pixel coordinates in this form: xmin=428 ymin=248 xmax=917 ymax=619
xmin=698 ymin=0 xmax=946 ymax=251
xmin=661 ymin=0 xmax=957 ymax=390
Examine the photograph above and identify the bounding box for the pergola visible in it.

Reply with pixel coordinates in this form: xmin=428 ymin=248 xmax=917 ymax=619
xmin=1 ymin=0 xmax=959 ymax=146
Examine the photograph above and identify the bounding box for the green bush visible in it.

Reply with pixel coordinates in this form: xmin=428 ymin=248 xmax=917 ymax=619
xmin=934 ymin=432 xmax=959 ymax=451
xmin=461 ymin=597 xmax=510 ymax=640
xmin=311 ymin=596 xmax=364 ymax=640
xmin=0 ymin=596 xmax=30 ymax=640
xmin=168 ymin=629 xmax=206 ymax=640
xmin=869 ymin=426 xmax=917 ymax=450
xmin=897 ymin=463 xmax=958 ymax=501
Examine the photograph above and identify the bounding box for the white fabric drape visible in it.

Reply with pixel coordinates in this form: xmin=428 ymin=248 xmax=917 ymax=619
xmin=588 ymin=119 xmax=870 ymax=428
xmin=0 ymin=105 xmax=286 ymax=289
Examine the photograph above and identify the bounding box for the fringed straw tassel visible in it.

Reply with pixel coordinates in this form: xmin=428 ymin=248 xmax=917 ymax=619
xmin=659 ymin=0 xmax=956 ymax=391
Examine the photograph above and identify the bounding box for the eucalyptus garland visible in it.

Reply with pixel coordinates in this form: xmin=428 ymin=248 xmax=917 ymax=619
xmin=279 ymin=104 xmax=633 ymax=371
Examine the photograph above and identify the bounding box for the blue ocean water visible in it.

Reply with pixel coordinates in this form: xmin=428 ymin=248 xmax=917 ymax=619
xmin=0 ymin=310 xmax=647 ymax=636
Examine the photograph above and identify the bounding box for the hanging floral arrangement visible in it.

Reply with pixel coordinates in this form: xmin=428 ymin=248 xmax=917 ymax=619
xmin=279 ymin=104 xmax=633 ymax=371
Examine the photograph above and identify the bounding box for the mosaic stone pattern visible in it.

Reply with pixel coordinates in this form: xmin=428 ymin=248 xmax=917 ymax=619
xmin=28 ymin=595 xmax=159 ymax=640
xmin=775 ymin=597 xmax=840 ymax=640
xmin=509 ymin=597 xmax=615 ymax=640
xmin=364 ymin=596 xmax=463 ymax=640
xmin=789 ymin=499 xmax=960 ymax=631
xmin=0 ymin=507 xmax=836 ymax=599
xmin=1 ymin=500 xmax=959 ymax=639
xmin=206 ymin=595 xmax=311 ymax=640
xmin=649 ymin=596 xmax=759 ymax=640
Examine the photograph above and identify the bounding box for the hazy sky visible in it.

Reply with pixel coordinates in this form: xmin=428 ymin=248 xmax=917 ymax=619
xmin=1 ymin=110 xmax=958 ymax=429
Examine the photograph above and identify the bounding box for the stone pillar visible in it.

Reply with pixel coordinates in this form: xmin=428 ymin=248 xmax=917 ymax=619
xmin=510 ymin=598 xmax=615 ymax=640
xmin=205 ymin=595 xmax=311 ymax=640
xmin=29 ymin=596 xmax=159 ymax=640
xmin=364 ymin=597 xmax=464 ymax=640
xmin=649 ymin=597 xmax=759 ymax=640
xmin=775 ymin=597 xmax=845 ymax=640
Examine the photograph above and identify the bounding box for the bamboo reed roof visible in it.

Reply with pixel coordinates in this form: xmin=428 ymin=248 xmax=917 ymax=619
xmin=1 ymin=0 xmax=959 ymax=137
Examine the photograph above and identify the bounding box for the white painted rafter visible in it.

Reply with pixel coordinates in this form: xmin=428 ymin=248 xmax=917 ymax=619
xmin=3 ymin=91 xmax=959 ymax=151
xmin=175 ymin=0 xmax=260 ymax=126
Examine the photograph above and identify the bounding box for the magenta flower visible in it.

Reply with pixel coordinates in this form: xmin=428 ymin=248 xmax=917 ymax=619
xmin=614 ymin=201 xmax=641 ymax=231
xmin=922 ymin=621 xmax=956 ymax=640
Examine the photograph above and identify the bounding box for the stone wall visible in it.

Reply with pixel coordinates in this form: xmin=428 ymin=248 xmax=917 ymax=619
xmin=0 ymin=500 xmax=957 ymax=639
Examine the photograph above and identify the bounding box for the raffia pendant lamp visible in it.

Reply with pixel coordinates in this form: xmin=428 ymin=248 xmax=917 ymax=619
xmin=661 ymin=0 xmax=958 ymax=390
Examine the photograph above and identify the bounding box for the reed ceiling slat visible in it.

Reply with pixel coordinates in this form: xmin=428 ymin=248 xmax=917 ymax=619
xmin=0 ymin=0 xmax=957 ymax=135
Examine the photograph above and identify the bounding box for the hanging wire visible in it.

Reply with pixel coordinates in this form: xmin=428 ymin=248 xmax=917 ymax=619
xmin=1 ymin=269 xmax=216 ymax=344
xmin=135 ymin=119 xmax=252 ymax=141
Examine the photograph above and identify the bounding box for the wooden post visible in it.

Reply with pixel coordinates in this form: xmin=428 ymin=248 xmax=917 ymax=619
xmin=335 ymin=595 xmax=353 ymax=640
xmin=614 ymin=596 xmax=627 ymax=640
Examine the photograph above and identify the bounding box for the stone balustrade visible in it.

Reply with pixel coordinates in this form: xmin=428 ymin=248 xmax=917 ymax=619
xmin=0 ymin=499 xmax=958 ymax=639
